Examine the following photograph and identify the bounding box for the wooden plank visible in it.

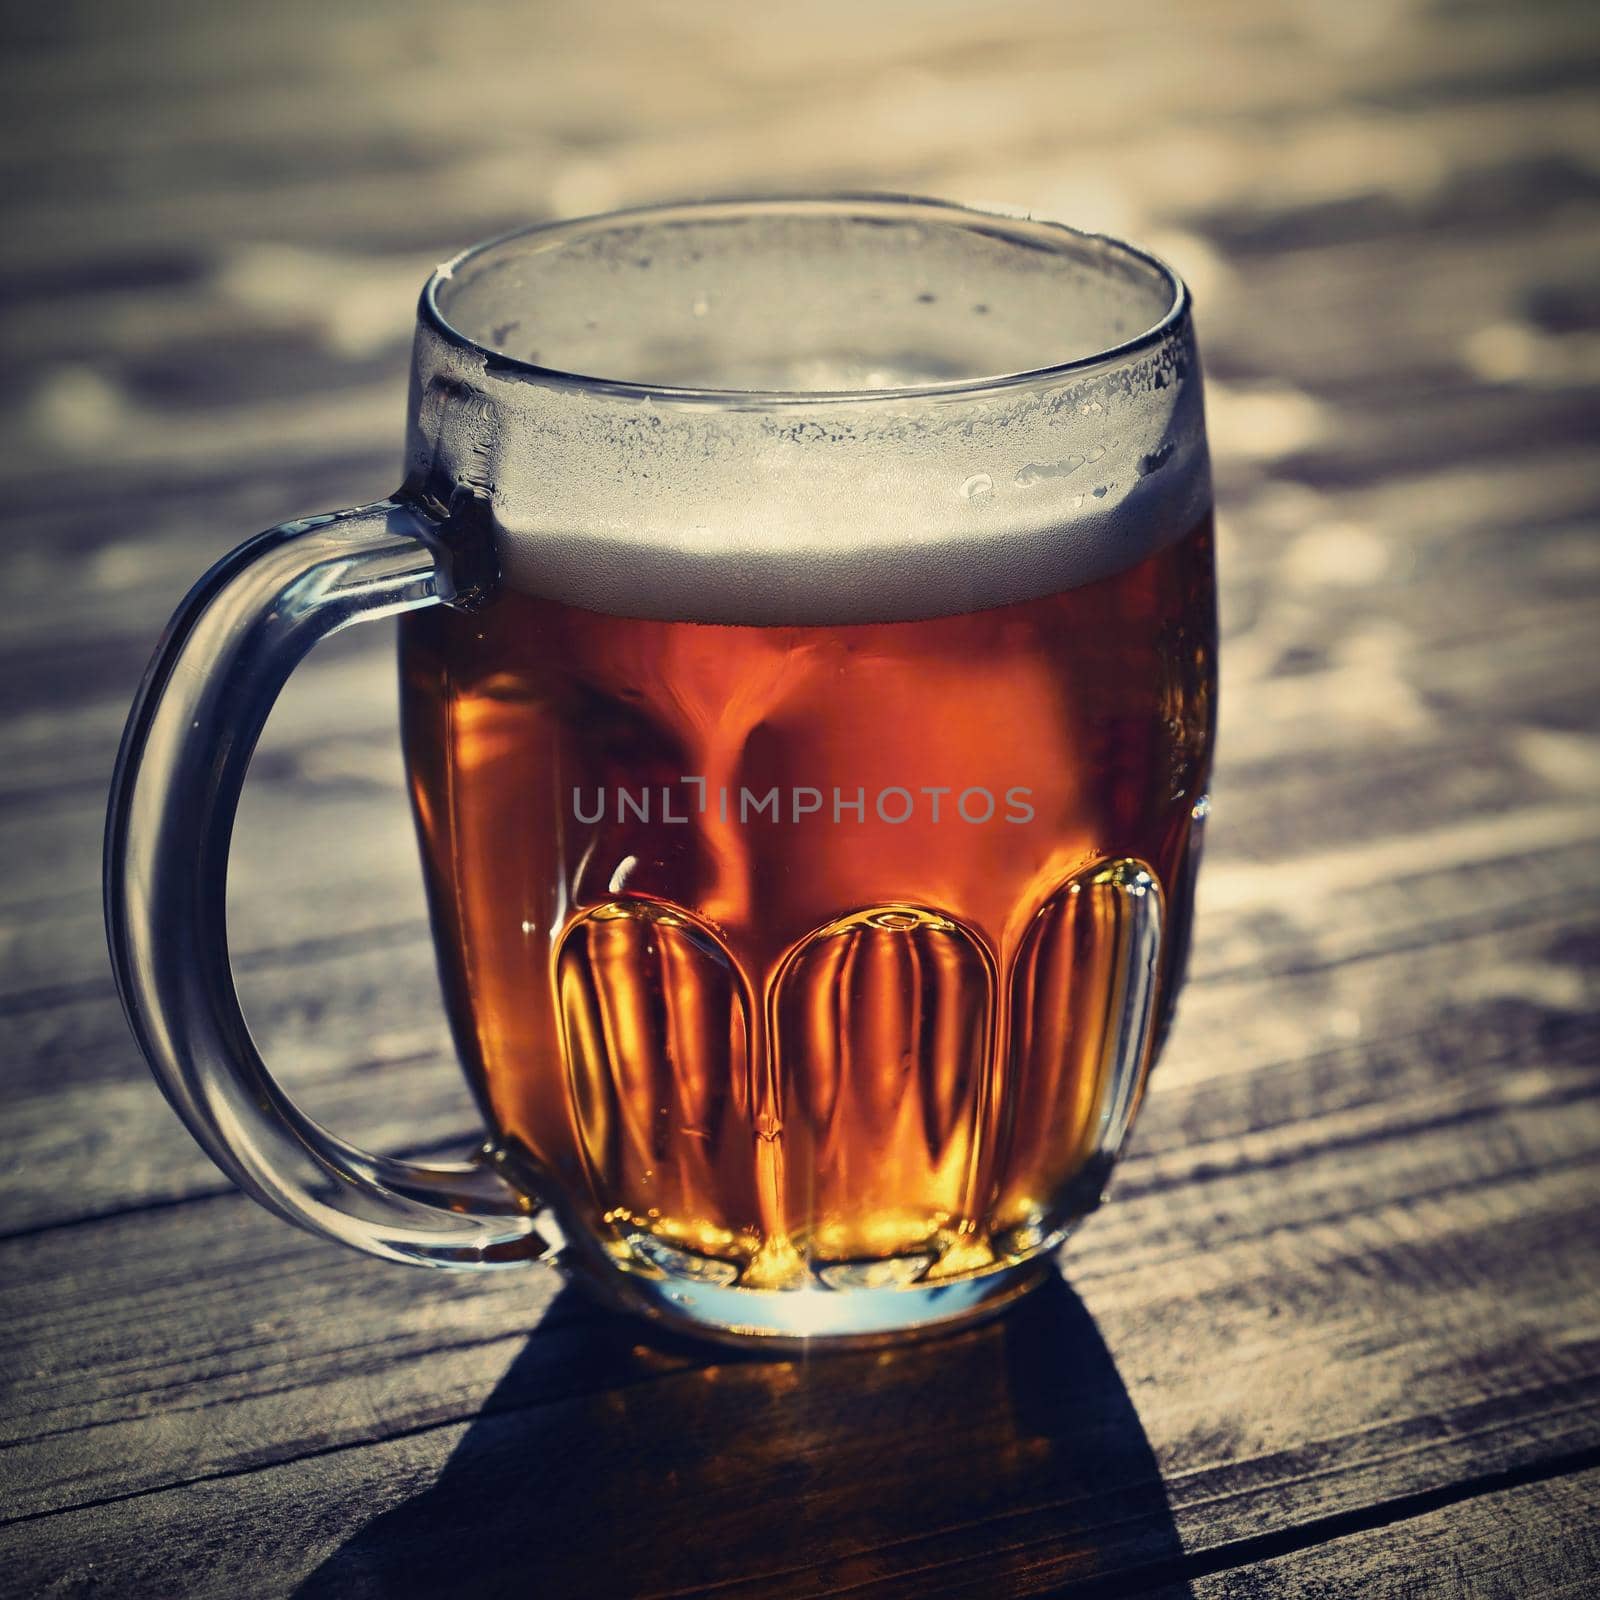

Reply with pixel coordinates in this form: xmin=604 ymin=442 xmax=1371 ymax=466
xmin=1188 ymin=1467 xmax=1600 ymax=1600
xmin=4 ymin=716 xmax=1589 ymax=1031
xmin=4 ymin=407 xmax=1591 ymax=647
xmin=4 ymin=874 xmax=1592 ymax=1240
xmin=3 ymin=421 xmax=1591 ymax=685
xmin=0 ymin=1 xmax=1591 ymax=290
xmin=1 ymin=438 xmax=1593 ymax=929
xmin=1 ymin=1153 xmax=1593 ymax=1594
xmin=1192 ymin=212 xmax=1600 ymax=388
xmin=2 ymin=93 xmax=1595 ymax=387
xmin=6 ymin=226 xmax=1599 ymax=509
xmin=3 ymin=631 xmax=1593 ymax=997
xmin=3 ymin=788 xmax=1594 ymax=1233
xmin=3 ymin=0 xmax=1589 ymax=173
xmin=3 ymin=680 xmax=1594 ymax=1019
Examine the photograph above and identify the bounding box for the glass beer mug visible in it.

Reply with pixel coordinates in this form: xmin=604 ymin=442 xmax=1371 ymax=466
xmin=106 ymin=197 xmax=1216 ymax=1344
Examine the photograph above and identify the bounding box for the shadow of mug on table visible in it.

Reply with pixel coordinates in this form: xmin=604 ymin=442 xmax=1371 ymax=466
xmin=297 ymin=1274 xmax=1190 ymax=1599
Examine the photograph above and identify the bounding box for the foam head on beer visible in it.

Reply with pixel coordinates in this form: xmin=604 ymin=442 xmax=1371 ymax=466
xmin=408 ymin=197 xmax=1210 ymax=623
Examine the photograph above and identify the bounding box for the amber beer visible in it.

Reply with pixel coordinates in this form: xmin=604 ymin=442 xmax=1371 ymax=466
xmin=401 ymin=508 xmax=1216 ymax=1290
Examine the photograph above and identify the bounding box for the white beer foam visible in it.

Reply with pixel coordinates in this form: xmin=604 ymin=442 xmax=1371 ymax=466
xmin=407 ymin=202 xmax=1210 ymax=624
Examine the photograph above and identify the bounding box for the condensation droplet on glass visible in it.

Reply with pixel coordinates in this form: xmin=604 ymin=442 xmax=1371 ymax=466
xmin=1014 ymin=455 xmax=1084 ymax=486
xmin=960 ymin=473 xmax=994 ymax=500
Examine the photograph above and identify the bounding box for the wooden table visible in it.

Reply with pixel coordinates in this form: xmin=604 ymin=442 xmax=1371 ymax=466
xmin=2 ymin=2 xmax=1597 ymax=1594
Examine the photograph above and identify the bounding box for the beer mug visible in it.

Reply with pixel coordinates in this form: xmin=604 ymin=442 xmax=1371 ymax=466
xmin=107 ymin=197 xmax=1215 ymax=1343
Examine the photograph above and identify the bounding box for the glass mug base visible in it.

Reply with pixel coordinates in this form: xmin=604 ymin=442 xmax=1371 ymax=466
xmin=510 ymin=1140 xmax=1114 ymax=1346
xmin=610 ymin=1253 xmax=1059 ymax=1349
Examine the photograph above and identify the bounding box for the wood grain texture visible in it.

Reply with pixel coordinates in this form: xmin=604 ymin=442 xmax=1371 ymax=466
xmin=4 ymin=925 xmax=1594 ymax=1505
xmin=1 ymin=0 xmax=1597 ymax=1594
xmin=1188 ymin=1467 xmax=1600 ymax=1599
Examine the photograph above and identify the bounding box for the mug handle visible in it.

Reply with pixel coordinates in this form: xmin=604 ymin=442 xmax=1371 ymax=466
xmin=104 ymin=494 xmax=562 ymax=1269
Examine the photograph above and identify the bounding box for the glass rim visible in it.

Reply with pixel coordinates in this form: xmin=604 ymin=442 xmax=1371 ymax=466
xmin=419 ymin=193 xmax=1191 ymax=408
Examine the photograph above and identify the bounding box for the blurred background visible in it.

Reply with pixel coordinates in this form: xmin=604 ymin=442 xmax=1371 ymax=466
xmin=2 ymin=0 xmax=1598 ymax=1592
xmin=3 ymin=0 xmax=1595 ymax=1203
